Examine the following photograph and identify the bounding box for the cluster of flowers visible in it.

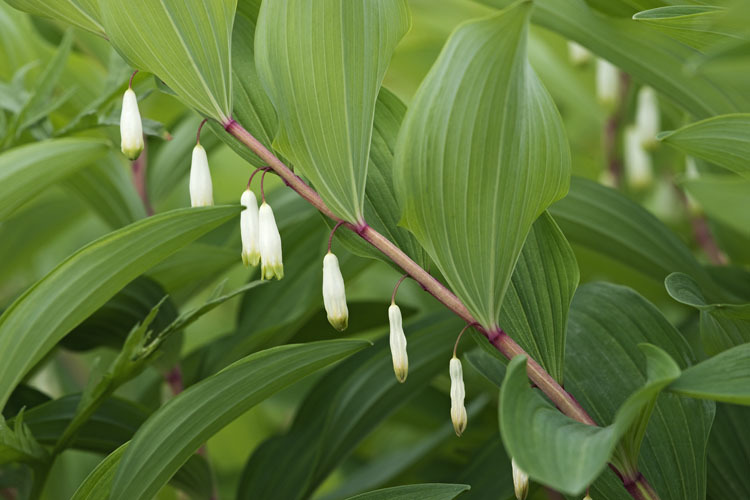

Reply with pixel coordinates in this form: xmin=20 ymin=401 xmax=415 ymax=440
xmin=120 ymin=75 xmax=591 ymax=500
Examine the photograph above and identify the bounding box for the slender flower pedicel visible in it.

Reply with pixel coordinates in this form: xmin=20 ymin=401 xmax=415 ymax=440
xmin=568 ymin=41 xmax=592 ymax=66
xmin=120 ymin=72 xmax=144 ymax=161
xmin=322 ymin=252 xmax=348 ymax=331
xmin=635 ymin=86 xmax=660 ymax=149
xmin=624 ymin=125 xmax=653 ymax=189
xmin=449 ymin=355 xmax=467 ymax=436
xmin=512 ymin=458 xmax=529 ymax=500
xmin=388 ymin=304 xmax=408 ymax=383
xmin=240 ymin=189 xmax=260 ymax=266
xmin=259 ymin=202 xmax=283 ymax=280
xmin=596 ymin=58 xmax=620 ymax=110
xmin=189 ymin=144 xmax=214 ymax=207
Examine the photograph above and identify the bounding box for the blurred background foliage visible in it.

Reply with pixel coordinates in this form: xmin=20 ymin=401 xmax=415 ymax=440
xmin=1 ymin=0 xmax=749 ymax=499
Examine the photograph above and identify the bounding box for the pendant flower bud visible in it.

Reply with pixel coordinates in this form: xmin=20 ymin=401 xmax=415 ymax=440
xmin=323 ymin=252 xmax=348 ymax=331
xmin=259 ymin=202 xmax=284 ymax=280
xmin=449 ymin=356 xmax=467 ymax=436
xmin=388 ymin=304 xmax=408 ymax=383
xmin=583 ymin=494 xmax=592 ymax=500
xmin=240 ymin=189 xmax=260 ymax=267
xmin=568 ymin=41 xmax=591 ymax=66
xmin=512 ymin=458 xmax=529 ymax=500
xmin=189 ymin=144 xmax=214 ymax=207
xmin=596 ymin=59 xmax=620 ymax=110
xmin=120 ymin=88 xmax=144 ymax=161
xmin=624 ymin=125 xmax=653 ymax=190
xmin=635 ymin=86 xmax=660 ymax=149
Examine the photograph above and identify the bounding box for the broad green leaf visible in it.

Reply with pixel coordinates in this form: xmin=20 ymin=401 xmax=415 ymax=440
xmin=71 ymin=443 xmax=213 ymax=500
xmin=21 ymin=394 xmax=147 ymax=453
xmin=256 ymin=0 xmax=411 ymax=223
xmin=237 ymin=313 xmax=463 ymax=500
xmin=499 ymin=212 xmax=578 ymax=383
xmin=326 ymin=88 xmax=427 ymax=268
xmin=659 ymin=114 xmax=750 ymax=179
xmin=0 ymin=412 xmax=47 ymax=465
xmin=0 ymin=205 xmax=241 ymax=410
xmin=499 ymin=344 xmax=680 ymax=495
xmin=395 ymin=3 xmax=570 ymax=329
xmin=633 ymin=6 xmax=736 ymax=50
xmin=0 ymin=138 xmax=108 ymax=221
xmin=706 ymin=404 xmax=750 ymax=499
xmin=207 ymin=5 xmax=277 ymax=168
xmin=565 ymin=283 xmax=714 ymax=500
xmin=681 ymin=174 xmax=750 ymax=236
xmin=669 ymin=343 xmax=750 ymax=404
xmin=343 ymin=484 xmax=470 ymax=500
xmin=110 ymin=340 xmax=369 ymax=500
xmin=3 ymin=0 xmax=103 ymax=37
xmin=550 ymin=177 xmax=716 ymax=291
xmin=64 ymin=155 xmax=148 ymax=228
xmin=479 ymin=0 xmax=744 ymax=117
xmin=455 ymin=439 xmax=514 ymax=500
xmin=99 ymin=0 xmax=236 ymax=122
xmin=665 ymin=272 xmax=750 ymax=355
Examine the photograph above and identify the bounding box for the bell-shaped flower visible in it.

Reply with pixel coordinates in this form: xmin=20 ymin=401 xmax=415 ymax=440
xmin=120 ymin=88 xmax=144 ymax=161
xmin=568 ymin=41 xmax=591 ymax=66
xmin=624 ymin=125 xmax=653 ymax=189
xmin=323 ymin=252 xmax=348 ymax=331
xmin=596 ymin=59 xmax=620 ymax=110
xmin=240 ymin=189 xmax=260 ymax=267
xmin=512 ymin=458 xmax=529 ymax=500
xmin=635 ymin=86 xmax=660 ymax=149
xmin=259 ymin=202 xmax=283 ymax=280
xmin=449 ymin=356 xmax=467 ymax=436
xmin=189 ymin=144 xmax=214 ymax=207
xmin=388 ymin=304 xmax=408 ymax=383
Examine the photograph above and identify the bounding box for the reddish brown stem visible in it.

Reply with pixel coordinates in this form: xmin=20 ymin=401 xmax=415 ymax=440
xmin=224 ymin=119 xmax=659 ymax=500
xmin=604 ymin=72 xmax=631 ymax=187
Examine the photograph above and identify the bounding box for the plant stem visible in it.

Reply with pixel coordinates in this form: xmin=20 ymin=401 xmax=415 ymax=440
xmin=224 ymin=119 xmax=659 ymax=500
xmin=624 ymin=473 xmax=661 ymax=500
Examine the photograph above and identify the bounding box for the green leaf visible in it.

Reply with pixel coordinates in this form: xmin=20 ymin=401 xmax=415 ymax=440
xmin=255 ymin=0 xmax=411 ymax=223
xmin=565 ymin=283 xmax=714 ymax=500
xmin=669 ymin=343 xmax=750 ymax=404
xmin=659 ymin=114 xmax=750 ymax=179
xmin=3 ymin=0 xmax=103 ymax=37
xmin=326 ymin=88 xmax=427 ymax=268
xmin=0 ymin=412 xmax=47 ymax=465
xmin=110 ymin=339 xmax=369 ymax=500
xmin=0 ymin=138 xmax=109 ymax=221
xmin=479 ymin=0 xmax=743 ymax=117
xmin=395 ymin=3 xmax=570 ymax=329
xmin=343 ymin=484 xmax=470 ymax=500
xmin=681 ymin=174 xmax=750 ymax=237
xmin=237 ymin=313 xmax=463 ymax=500
xmin=550 ymin=177 xmax=716 ymax=291
xmin=499 ymin=343 xmax=680 ymax=495
xmin=706 ymin=404 xmax=750 ymax=499
xmin=499 ymin=212 xmax=578 ymax=383
xmin=665 ymin=272 xmax=750 ymax=355
xmin=633 ymin=6 xmax=736 ymax=50
xmin=98 ymin=0 xmax=236 ymax=122
xmin=21 ymin=394 xmax=147 ymax=454
xmin=0 ymin=205 xmax=241 ymax=410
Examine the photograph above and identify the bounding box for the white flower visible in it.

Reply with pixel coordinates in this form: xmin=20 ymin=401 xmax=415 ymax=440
xmin=449 ymin=356 xmax=467 ymax=436
xmin=120 ymin=88 xmax=144 ymax=161
xmin=259 ymin=202 xmax=283 ymax=280
xmin=568 ymin=41 xmax=591 ymax=66
xmin=388 ymin=304 xmax=408 ymax=383
xmin=635 ymin=86 xmax=660 ymax=149
xmin=240 ymin=189 xmax=260 ymax=267
xmin=189 ymin=144 xmax=214 ymax=207
xmin=596 ymin=59 xmax=620 ymax=109
xmin=323 ymin=252 xmax=348 ymax=331
xmin=512 ymin=458 xmax=529 ymax=500
xmin=624 ymin=125 xmax=653 ymax=189
xmin=583 ymin=494 xmax=592 ymax=500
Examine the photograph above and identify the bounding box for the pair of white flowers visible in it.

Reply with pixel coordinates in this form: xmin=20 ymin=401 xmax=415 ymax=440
xmin=241 ymin=188 xmax=284 ymax=280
